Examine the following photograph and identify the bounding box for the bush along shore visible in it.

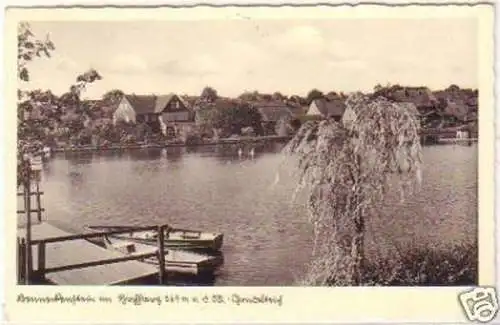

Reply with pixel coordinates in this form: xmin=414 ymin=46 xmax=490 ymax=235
xmin=299 ymin=242 xmax=478 ymax=287
xmin=360 ymin=242 xmax=477 ymax=286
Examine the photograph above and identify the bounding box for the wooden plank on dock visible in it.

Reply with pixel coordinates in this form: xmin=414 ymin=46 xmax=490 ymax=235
xmin=18 ymin=223 xmax=159 ymax=285
xmin=17 ymin=209 xmax=45 ymax=214
xmin=17 ymin=192 xmax=45 ymax=196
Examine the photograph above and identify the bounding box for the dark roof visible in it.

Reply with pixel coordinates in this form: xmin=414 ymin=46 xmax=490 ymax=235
xmin=252 ymin=101 xmax=293 ymax=122
xmin=284 ymin=102 xmax=307 ymax=116
xmin=124 ymin=93 xmax=190 ymax=114
xmin=374 ymin=86 xmax=437 ymax=108
xmin=435 ymin=89 xmax=477 ymax=107
xmin=309 ymin=98 xmax=346 ymax=118
xmin=154 ymin=94 xmax=174 ymax=113
xmin=214 ymin=98 xmax=239 ymax=110
xmin=124 ymin=95 xmax=157 ymax=114
xmin=154 ymin=94 xmax=190 ymax=113
xmin=404 ymin=88 xmax=437 ymax=107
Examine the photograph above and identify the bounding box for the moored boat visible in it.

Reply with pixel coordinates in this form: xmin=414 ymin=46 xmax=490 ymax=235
xmin=85 ymin=225 xmax=224 ymax=252
xmin=102 ymin=235 xmax=224 ymax=276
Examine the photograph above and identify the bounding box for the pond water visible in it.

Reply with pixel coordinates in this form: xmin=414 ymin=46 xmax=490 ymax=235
xmin=24 ymin=143 xmax=477 ymax=285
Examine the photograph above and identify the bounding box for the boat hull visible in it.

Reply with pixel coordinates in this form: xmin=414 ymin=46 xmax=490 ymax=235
xmin=85 ymin=226 xmax=224 ymax=253
xmin=103 ymin=236 xmax=224 ymax=276
xmin=107 ymin=234 xmax=223 ymax=253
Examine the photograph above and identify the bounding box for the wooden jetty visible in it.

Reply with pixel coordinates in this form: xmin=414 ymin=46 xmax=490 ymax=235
xmin=16 ymin=162 xmax=222 ymax=286
xmin=17 ymin=222 xmax=166 ymax=285
xmin=17 ymin=222 xmax=223 ymax=285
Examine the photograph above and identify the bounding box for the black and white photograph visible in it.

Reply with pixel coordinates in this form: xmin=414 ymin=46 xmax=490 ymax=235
xmin=3 ymin=2 xmax=497 ymax=323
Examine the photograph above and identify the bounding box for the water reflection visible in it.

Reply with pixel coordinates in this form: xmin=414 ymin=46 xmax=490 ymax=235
xmin=67 ymin=170 xmax=85 ymax=186
xmin=128 ymin=148 xmax=163 ymax=161
xmin=185 ymin=146 xmax=199 ymax=154
xmin=162 ymin=147 xmax=184 ymax=163
xmin=66 ymin=152 xmax=94 ymax=165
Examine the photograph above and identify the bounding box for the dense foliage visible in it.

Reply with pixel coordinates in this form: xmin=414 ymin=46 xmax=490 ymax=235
xmin=196 ymin=101 xmax=264 ymax=136
xmin=17 ymin=22 xmax=55 ymax=84
xmin=17 ymin=23 xmax=102 ymax=187
xmin=200 ymin=86 xmax=218 ymax=102
xmin=361 ymin=242 xmax=477 ymax=286
xmin=306 ymin=88 xmax=324 ymax=105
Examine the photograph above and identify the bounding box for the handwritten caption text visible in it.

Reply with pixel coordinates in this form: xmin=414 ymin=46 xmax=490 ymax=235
xmin=17 ymin=293 xmax=284 ymax=307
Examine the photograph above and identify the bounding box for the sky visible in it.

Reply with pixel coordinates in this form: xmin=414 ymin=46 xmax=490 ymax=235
xmin=21 ymin=18 xmax=478 ymax=100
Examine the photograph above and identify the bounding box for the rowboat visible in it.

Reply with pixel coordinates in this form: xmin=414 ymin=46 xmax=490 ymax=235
xmin=103 ymin=235 xmax=224 ymax=276
xmin=85 ymin=225 xmax=224 ymax=252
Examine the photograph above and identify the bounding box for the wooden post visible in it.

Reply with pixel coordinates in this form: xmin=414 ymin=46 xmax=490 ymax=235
xmin=24 ymin=167 xmax=33 ymax=285
xmin=16 ymin=238 xmax=20 ymax=283
xmin=17 ymin=238 xmax=22 ymax=284
xmin=18 ymin=238 xmax=26 ymax=284
xmin=35 ymin=181 xmax=42 ymax=223
xmin=157 ymin=225 xmax=166 ymax=285
xmin=37 ymin=241 xmax=46 ymax=282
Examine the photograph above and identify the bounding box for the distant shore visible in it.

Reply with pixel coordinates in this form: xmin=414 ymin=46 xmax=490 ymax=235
xmin=51 ymin=135 xmax=294 ymax=153
xmin=48 ymin=131 xmax=479 ymax=155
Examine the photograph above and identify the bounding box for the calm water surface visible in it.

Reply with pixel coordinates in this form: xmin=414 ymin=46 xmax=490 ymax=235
xmin=28 ymin=143 xmax=477 ymax=285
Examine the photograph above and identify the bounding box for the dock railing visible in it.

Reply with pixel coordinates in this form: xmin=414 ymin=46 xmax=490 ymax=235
xmin=17 ymin=187 xmax=44 ymax=223
xmin=17 ymin=224 xmax=170 ymax=285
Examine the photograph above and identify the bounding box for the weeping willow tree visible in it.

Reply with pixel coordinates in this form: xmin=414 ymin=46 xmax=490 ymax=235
xmin=283 ymin=92 xmax=423 ymax=286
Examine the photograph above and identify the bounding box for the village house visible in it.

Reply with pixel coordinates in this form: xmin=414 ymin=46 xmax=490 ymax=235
xmin=283 ymin=100 xmax=307 ymax=117
xmin=442 ymin=99 xmax=471 ymax=122
xmin=395 ymin=87 xmax=437 ymax=107
xmin=113 ymin=93 xmax=194 ymax=137
xmin=249 ymin=101 xmax=295 ymax=135
xmin=433 ymin=88 xmax=477 ymax=123
xmin=306 ymin=98 xmax=346 ymax=121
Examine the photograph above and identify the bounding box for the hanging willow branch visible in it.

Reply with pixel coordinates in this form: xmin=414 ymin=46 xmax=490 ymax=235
xmin=282 ymin=92 xmax=423 ymax=286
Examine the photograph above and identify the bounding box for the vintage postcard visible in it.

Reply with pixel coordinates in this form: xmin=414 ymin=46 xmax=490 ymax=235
xmin=2 ymin=1 xmax=496 ymax=324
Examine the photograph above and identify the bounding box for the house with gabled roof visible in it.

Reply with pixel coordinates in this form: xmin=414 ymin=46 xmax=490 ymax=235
xmin=306 ymin=98 xmax=346 ymax=121
xmin=113 ymin=93 xmax=194 ymax=137
xmin=442 ymin=98 xmax=470 ymax=122
xmin=250 ymin=101 xmax=296 ymax=135
xmin=253 ymin=101 xmax=293 ymax=121
xmin=283 ymin=100 xmax=307 ymax=117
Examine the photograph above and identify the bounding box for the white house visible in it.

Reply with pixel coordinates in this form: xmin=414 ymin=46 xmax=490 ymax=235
xmin=306 ymin=98 xmax=346 ymax=121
